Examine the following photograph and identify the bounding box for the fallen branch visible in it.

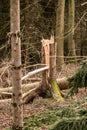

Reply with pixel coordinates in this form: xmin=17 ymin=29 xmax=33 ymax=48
xmin=22 ymin=66 xmax=49 ymax=80
xmin=25 ymin=78 xmax=41 ymax=82
xmin=81 ymin=2 xmax=87 ymax=6
xmin=0 ymin=99 xmax=11 ymax=103
xmin=0 ymin=92 xmax=12 ymax=98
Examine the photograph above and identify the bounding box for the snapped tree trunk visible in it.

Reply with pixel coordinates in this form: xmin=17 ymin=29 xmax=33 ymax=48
xmin=10 ymin=0 xmax=23 ymax=129
xmin=56 ymin=0 xmax=65 ymax=71
xmin=67 ymin=0 xmax=76 ymax=59
xmin=49 ymin=41 xmax=63 ymax=101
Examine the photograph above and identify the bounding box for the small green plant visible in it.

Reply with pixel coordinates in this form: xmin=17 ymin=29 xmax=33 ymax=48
xmin=49 ymin=117 xmax=87 ymax=130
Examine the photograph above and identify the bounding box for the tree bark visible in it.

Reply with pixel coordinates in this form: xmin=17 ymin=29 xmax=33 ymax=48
xmin=10 ymin=0 xmax=23 ymax=129
xmin=50 ymin=43 xmax=56 ymax=79
xmin=24 ymin=0 xmax=30 ymax=67
xmin=56 ymin=0 xmax=65 ymax=71
xmin=67 ymin=0 xmax=76 ymax=58
xmin=49 ymin=42 xmax=63 ymax=101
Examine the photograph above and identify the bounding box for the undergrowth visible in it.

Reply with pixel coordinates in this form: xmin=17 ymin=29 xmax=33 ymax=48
xmin=23 ymin=103 xmax=87 ymax=130
xmin=67 ymin=60 xmax=87 ymax=96
xmin=6 ymin=96 xmax=87 ymax=130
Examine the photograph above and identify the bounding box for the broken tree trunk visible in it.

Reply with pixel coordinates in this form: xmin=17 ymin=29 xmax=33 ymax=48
xmin=49 ymin=39 xmax=64 ymax=101
xmin=41 ymin=38 xmax=50 ymax=87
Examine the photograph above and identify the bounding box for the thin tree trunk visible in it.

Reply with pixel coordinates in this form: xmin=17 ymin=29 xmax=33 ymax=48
xmin=10 ymin=0 xmax=23 ymax=129
xmin=67 ymin=0 xmax=76 ymax=58
xmin=24 ymin=0 xmax=29 ymax=67
xmin=56 ymin=0 xmax=65 ymax=71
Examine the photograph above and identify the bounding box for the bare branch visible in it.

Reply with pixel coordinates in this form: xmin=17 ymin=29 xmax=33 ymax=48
xmin=81 ymin=2 xmax=87 ymax=6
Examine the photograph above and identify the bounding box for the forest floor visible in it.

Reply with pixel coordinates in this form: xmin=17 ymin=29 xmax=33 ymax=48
xmin=0 ymin=63 xmax=87 ymax=130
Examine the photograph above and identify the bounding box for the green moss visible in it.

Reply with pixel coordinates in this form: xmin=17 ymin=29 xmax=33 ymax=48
xmin=51 ymin=79 xmax=64 ymax=101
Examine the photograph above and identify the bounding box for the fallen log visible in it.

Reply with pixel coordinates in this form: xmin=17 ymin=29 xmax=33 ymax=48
xmin=23 ymin=85 xmax=42 ymax=104
xmin=0 ymin=77 xmax=71 ymax=102
xmin=0 ymin=77 xmax=71 ymax=94
xmin=0 ymin=84 xmax=42 ymax=104
xmin=0 ymin=82 xmax=41 ymax=100
xmin=57 ymin=77 xmax=71 ymax=90
xmin=0 ymin=82 xmax=40 ymax=93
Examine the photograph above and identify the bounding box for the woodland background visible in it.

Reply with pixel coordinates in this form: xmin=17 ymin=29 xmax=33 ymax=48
xmin=0 ymin=0 xmax=87 ymax=65
xmin=0 ymin=0 xmax=87 ymax=130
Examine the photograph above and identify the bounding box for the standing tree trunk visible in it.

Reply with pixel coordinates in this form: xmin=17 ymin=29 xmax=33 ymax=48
xmin=10 ymin=0 xmax=23 ymax=129
xmin=24 ymin=0 xmax=29 ymax=68
xmin=67 ymin=0 xmax=76 ymax=58
xmin=49 ymin=41 xmax=63 ymax=101
xmin=56 ymin=0 xmax=65 ymax=71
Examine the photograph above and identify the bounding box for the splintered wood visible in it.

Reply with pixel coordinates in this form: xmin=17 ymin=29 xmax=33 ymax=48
xmin=41 ymin=36 xmax=54 ymax=81
xmin=41 ymin=36 xmax=54 ymax=67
